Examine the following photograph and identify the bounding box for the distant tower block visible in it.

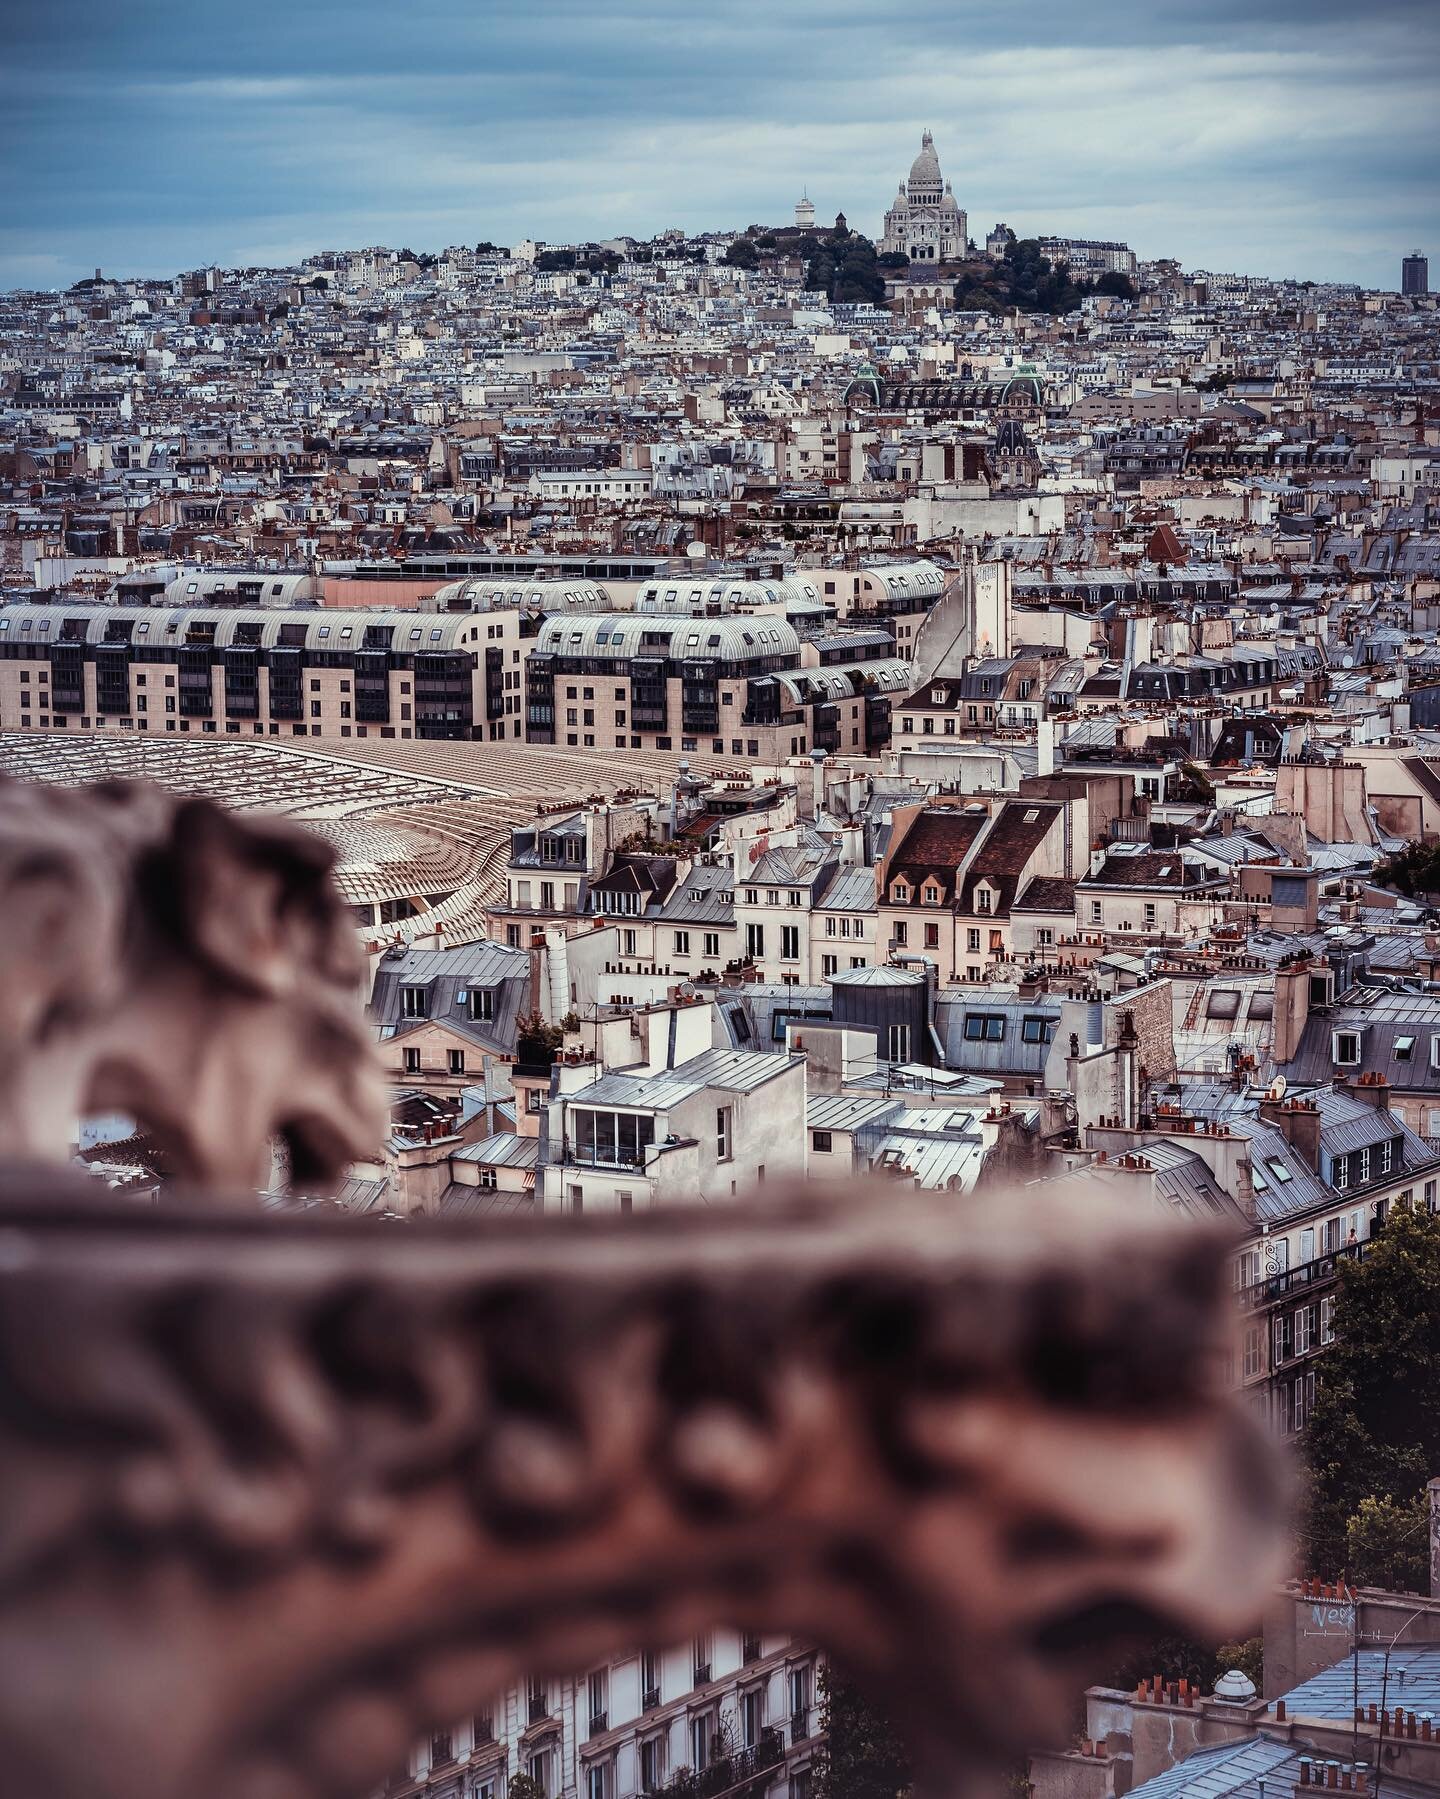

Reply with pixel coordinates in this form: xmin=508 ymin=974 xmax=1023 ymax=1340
xmin=795 ymin=191 xmax=816 ymax=230
xmin=1403 ymin=250 xmax=1429 ymax=296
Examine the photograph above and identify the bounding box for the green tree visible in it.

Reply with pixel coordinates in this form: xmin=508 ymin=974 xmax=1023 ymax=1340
xmin=724 ymin=238 xmax=760 ymax=270
xmin=804 ymin=229 xmax=887 ymax=306
xmin=508 ymin=1777 xmax=546 ymax=1799
xmin=1373 ymin=839 xmax=1440 ymax=898
xmin=813 ymin=1665 xmax=911 ymax=1799
xmin=1345 ymin=1494 xmax=1431 ymax=1593
xmin=1304 ymin=1203 xmax=1440 ymax=1575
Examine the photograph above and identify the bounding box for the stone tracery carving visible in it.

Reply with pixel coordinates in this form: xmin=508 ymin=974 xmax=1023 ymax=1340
xmin=0 ymin=779 xmax=1289 ymax=1799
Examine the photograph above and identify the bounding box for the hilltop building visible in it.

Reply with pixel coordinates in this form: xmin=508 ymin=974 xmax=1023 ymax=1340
xmin=880 ymin=130 xmax=967 ymax=263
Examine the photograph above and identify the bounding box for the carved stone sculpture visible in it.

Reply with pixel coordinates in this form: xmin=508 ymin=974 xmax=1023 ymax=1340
xmin=0 ymin=779 xmax=1289 ymax=1799
xmin=0 ymin=776 xmax=385 ymax=1189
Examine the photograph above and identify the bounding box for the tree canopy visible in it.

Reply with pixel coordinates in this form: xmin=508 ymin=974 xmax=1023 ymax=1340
xmin=949 ymin=240 xmax=1137 ymax=316
xmin=1373 ymin=839 xmax=1440 ymax=898
xmin=804 ymin=226 xmax=887 ymax=306
xmin=723 ymin=237 xmax=760 ymax=270
xmin=814 ymin=1665 xmax=910 ymax=1799
xmin=1303 ymin=1202 xmax=1440 ymax=1577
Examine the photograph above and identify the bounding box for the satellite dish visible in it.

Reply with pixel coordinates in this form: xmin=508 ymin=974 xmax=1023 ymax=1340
xmin=1267 ymin=1075 xmax=1287 ymax=1102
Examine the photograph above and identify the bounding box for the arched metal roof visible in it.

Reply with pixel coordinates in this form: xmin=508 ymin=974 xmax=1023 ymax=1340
xmin=428 ymin=577 xmax=612 ymax=614
xmin=534 ymin=613 xmax=801 ymax=660
xmin=0 ymin=603 xmax=479 ymax=654
xmin=635 ymin=575 xmax=821 ymax=614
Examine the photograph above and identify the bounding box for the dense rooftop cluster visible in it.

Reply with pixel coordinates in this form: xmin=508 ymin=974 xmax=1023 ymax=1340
xmin=3 ymin=157 xmax=1440 ymax=1799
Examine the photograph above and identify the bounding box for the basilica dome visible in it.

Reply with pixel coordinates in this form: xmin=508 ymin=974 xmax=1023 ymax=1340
xmin=908 ymin=130 xmax=941 ymax=189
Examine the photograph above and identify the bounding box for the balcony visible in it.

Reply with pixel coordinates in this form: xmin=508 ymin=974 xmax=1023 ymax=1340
xmin=790 ymin=1711 xmax=808 ymax=1743
xmin=655 ymin=1729 xmax=784 ymax=1799
xmin=1237 ymin=1238 xmax=1370 ymax=1310
xmin=643 ymin=1684 xmax=661 ymax=1711
xmin=693 ymin=1662 xmax=711 ymax=1687
xmin=590 ymin=1711 xmax=608 ymax=1736
xmin=528 ymin=1693 xmax=550 ymax=1726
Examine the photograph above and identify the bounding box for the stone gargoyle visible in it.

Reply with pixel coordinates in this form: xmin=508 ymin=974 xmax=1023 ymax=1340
xmin=0 ymin=775 xmax=385 ymax=1190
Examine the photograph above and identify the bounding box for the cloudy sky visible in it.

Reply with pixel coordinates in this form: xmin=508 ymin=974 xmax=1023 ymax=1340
xmin=3 ymin=0 xmax=1437 ymax=292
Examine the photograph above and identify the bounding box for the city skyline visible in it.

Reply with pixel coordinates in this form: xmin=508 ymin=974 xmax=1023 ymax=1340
xmin=3 ymin=0 xmax=1438 ymax=293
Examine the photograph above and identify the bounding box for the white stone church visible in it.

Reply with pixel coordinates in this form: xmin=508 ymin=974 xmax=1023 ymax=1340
xmin=879 ymin=129 xmax=968 ymax=262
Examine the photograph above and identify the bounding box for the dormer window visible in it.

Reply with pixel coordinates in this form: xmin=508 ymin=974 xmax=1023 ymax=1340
xmin=930 ymin=685 xmax=945 ymax=704
xmin=1332 ymin=1030 xmax=1360 ymax=1067
xmin=974 ymin=885 xmax=994 ymax=915
xmin=891 ymin=881 xmax=910 ymax=904
xmin=401 ymin=985 xmax=429 ymax=1020
xmin=922 ymin=883 xmax=942 ymax=906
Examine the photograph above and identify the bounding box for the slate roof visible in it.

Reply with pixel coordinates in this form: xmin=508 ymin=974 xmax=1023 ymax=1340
xmin=1280 ymin=989 xmax=1440 ymax=1093
xmin=565 ymin=1045 xmax=800 ymax=1110
xmin=451 ymin=1132 xmax=539 ymax=1171
xmin=369 ymin=940 xmax=532 ymax=1054
xmin=1282 ymin=1644 xmax=1440 ymax=1718
xmin=817 ymin=866 xmax=876 ymax=912
xmin=1124 ymin=1736 xmax=1301 ymax=1799
xmin=933 ymin=992 xmax=1060 ymax=1078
